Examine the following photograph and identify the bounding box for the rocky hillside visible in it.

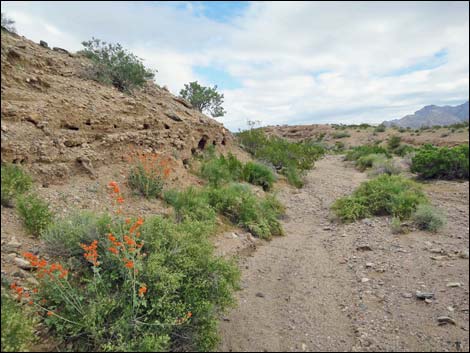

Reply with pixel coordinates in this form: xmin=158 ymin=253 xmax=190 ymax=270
xmin=383 ymin=101 xmax=469 ymax=128
xmin=1 ymin=30 xmax=235 ymax=185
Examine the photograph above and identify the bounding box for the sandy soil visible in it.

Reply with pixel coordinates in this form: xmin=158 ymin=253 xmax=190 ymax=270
xmin=219 ymin=155 xmax=469 ymax=352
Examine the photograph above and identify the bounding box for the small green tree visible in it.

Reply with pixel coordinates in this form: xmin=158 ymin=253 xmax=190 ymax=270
xmin=1 ymin=13 xmax=17 ymax=33
xmin=80 ymin=38 xmax=155 ymax=93
xmin=179 ymin=81 xmax=226 ymax=117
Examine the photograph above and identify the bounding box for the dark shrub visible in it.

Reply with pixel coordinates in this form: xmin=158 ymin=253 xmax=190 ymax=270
xmin=411 ymin=144 xmax=469 ymax=179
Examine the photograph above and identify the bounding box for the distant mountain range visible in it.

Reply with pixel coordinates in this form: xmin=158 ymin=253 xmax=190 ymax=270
xmin=383 ymin=101 xmax=469 ymax=128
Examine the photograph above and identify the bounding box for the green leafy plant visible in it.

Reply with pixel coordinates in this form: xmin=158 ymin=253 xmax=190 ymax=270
xmin=80 ymin=38 xmax=155 ymax=92
xmin=242 ymin=162 xmax=276 ymax=191
xmin=16 ymin=193 xmax=53 ymax=236
xmin=1 ymin=163 xmax=32 ymax=207
xmin=164 ymin=187 xmax=217 ymax=224
xmin=199 ymin=153 xmax=243 ymax=187
xmin=332 ymin=175 xmax=427 ymax=222
xmin=345 ymin=145 xmax=389 ymax=162
xmin=411 ymin=144 xmax=469 ymax=179
xmin=412 ymin=204 xmax=447 ymax=232
xmin=14 ymin=183 xmax=239 ymax=352
xmin=1 ymin=291 xmax=36 ymax=352
xmin=374 ymin=124 xmax=386 ymax=133
xmin=332 ymin=131 xmax=351 ymax=139
xmin=179 ymin=81 xmax=226 ymax=117
xmin=387 ymin=135 xmax=402 ymax=151
xmin=355 ymin=153 xmax=388 ymax=172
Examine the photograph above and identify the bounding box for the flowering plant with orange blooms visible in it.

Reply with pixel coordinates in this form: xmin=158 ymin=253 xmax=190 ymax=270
xmin=126 ymin=146 xmax=174 ymax=199
xmin=8 ymin=180 xmax=239 ymax=351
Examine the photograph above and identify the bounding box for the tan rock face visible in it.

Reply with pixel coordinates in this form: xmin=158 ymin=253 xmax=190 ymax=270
xmin=1 ymin=32 xmax=233 ymax=184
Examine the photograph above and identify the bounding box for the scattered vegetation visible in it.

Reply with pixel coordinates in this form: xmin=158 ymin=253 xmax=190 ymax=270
xmin=1 ymin=163 xmax=32 ymax=207
xmin=333 ymin=131 xmax=351 ymax=139
xmin=179 ymin=81 xmax=226 ymax=117
xmin=390 ymin=217 xmax=405 ymax=234
xmin=345 ymin=145 xmax=389 ymax=162
xmin=16 ymin=193 xmax=53 ymax=236
xmin=412 ymin=204 xmax=447 ymax=232
xmin=411 ymin=144 xmax=469 ymax=179
xmin=374 ymin=124 xmax=386 ymax=133
xmin=387 ymin=135 xmax=402 ymax=151
xmin=332 ymin=175 xmax=427 ymax=222
xmin=242 ymin=161 xmax=276 ymax=191
xmin=1 ymin=291 xmax=36 ymax=352
xmin=164 ymin=187 xmax=217 ymax=224
xmin=80 ymin=38 xmax=155 ymax=93
xmin=10 ymin=183 xmax=239 ymax=352
xmin=368 ymin=158 xmax=403 ymax=176
xmin=237 ymin=127 xmax=324 ymax=187
xmin=355 ymin=153 xmax=388 ymax=172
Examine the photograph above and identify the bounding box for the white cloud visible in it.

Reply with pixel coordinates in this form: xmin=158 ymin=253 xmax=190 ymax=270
xmin=2 ymin=1 xmax=468 ymax=131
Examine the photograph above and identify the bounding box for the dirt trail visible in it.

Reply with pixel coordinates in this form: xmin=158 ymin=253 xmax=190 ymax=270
xmin=219 ymin=155 xmax=367 ymax=351
xmin=219 ymin=155 xmax=469 ymax=352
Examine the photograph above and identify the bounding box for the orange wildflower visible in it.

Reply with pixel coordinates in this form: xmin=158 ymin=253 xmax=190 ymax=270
xmin=47 ymin=311 xmax=53 ymax=316
xmin=116 ymin=197 xmax=124 ymax=204
xmin=125 ymin=260 xmax=134 ymax=269
xmin=108 ymin=247 xmax=119 ymax=255
xmin=138 ymin=286 xmax=147 ymax=297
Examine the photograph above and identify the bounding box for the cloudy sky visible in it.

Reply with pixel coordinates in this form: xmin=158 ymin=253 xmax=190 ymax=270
xmin=2 ymin=1 xmax=469 ymax=131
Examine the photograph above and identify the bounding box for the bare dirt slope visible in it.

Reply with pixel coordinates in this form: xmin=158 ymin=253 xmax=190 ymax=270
xmin=219 ymin=155 xmax=469 ymax=352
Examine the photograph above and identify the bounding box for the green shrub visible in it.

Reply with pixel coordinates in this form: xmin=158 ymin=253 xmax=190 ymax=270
xmin=242 ymin=162 xmax=276 ymax=191
xmin=127 ymin=152 xmax=172 ymax=198
xmin=393 ymin=144 xmax=415 ymax=157
xmin=1 ymin=292 xmax=36 ymax=352
xmin=332 ymin=175 xmax=427 ymax=222
xmin=21 ymin=209 xmax=239 ymax=352
xmin=164 ymin=187 xmax=216 ymax=224
xmin=390 ymin=217 xmax=405 ymax=234
xmin=387 ymin=135 xmax=402 ymax=151
xmin=237 ymin=129 xmax=324 ymax=188
xmin=207 ymin=183 xmax=284 ymax=239
xmin=356 ymin=153 xmax=388 ymax=171
xmin=345 ymin=145 xmax=389 ymax=161
xmin=412 ymin=204 xmax=447 ymax=232
xmin=16 ymin=193 xmax=53 ymax=236
xmin=333 ymin=131 xmax=351 ymax=139
xmin=374 ymin=124 xmax=386 ymax=133
xmin=1 ymin=163 xmax=32 ymax=207
xmin=179 ymin=81 xmax=226 ymax=117
xmin=41 ymin=211 xmax=111 ymax=259
xmin=285 ymin=166 xmax=304 ymax=188
xmin=369 ymin=158 xmax=403 ymax=176
xmin=80 ymin=38 xmax=155 ymax=93
xmin=199 ymin=153 xmax=243 ymax=187
xmin=411 ymin=144 xmax=469 ymax=179
xmin=333 ymin=141 xmax=345 ymax=152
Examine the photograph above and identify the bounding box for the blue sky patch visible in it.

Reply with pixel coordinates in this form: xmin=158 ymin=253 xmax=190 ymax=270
xmin=387 ymin=48 xmax=449 ymax=76
xmin=194 ymin=65 xmax=242 ymax=90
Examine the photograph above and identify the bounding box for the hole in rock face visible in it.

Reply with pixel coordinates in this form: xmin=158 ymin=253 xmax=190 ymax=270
xmin=164 ymin=123 xmax=170 ymax=130
xmin=221 ymin=138 xmax=226 ymax=146
xmin=191 ymin=148 xmax=197 ymax=155
xmin=143 ymin=123 xmax=150 ymax=129
xmin=85 ymin=119 xmax=92 ymax=126
xmin=198 ymin=135 xmax=208 ymax=150
xmin=212 ymin=140 xmax=217 ymax=146
xmin=113 ymin=124 xmax=118 ymax=129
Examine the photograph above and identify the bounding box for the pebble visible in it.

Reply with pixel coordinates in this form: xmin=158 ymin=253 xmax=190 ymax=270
xmin=14 ymin=257 xmax=31 ymax=270
xmin=361 ymin=278 xmax=370 ymax=283
xmin=365 ymin=262 xmax=374 ymax=268
xmin=255 ymin=292 xmax=265 ymax=298
xmin=437 ymin=316 xmax=456 ymax=326
xmin=416 ymin=291 xmax=434 ymax=300
xmin=7 ymin=236 xmax=21 ymax=248
xmin=446 ymin=282 xmax=462 ymax=288
xmin=401 ymin=292 xmax=413 ymax=299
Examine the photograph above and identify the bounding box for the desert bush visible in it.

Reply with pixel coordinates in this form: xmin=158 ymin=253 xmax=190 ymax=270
xmin=333 ymin=141 xmax=346 ymax=153
xmin=387 ymin=135 xmax=402 ymax=151
xmin=1 ymin=163 xmax=32 ymax=207
xmin=12 ymin=183 xmax=239 ymax=352
xmin=242 ymin=162 xmax=276 ymax=191
xmin=345 ymin=145 xmax=389 ymax=161
xmin=1 ymin=13 xmax=16 ymax=33
xmin=127 ymin=151 xmax=173 ymax=198
xmin=333 ymin=131 xmax=351 ymax=139
xmin=41 ymin=211 xmax=111 ymax=260
xmin=332 ymin=175 xmax=427 ymax=222
xmin=237 ymin=129 xmax=324 ymax=188
xmin=356 ymin=153 xmax=388 ymax=171
xmin=374 ymin=124 xmax=386 ymax=133
xmin=164 ymin=187 xmax=216 ymax=224
xmin=1 ymin=291 xmax=36 ymax=352
xmin=398 ymin=127 xmax=407 ymax=133
xmin=179 ymin=81 xmax=226 ymax=117
xmin=369 ymin=158 xmax=403 ymax=176
xmin=16 ymin=193 xmax=53 ymax=236
xmin=199 ymin=153 xmax=243 ymax=187
xmin=393 ymin=144 xmax=415 ymax=157
xmin=207 ymin=183 xmax=284 ymax=239
xmin=412 ymin=204 xmax=446 ymax=232
xmin=80 ymin=38 xmax=155 ymax=93
xmin=411 ymin=144 xmax=469 ymax=179
xmin=390 ymin=217 xmax=405 ymax=234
